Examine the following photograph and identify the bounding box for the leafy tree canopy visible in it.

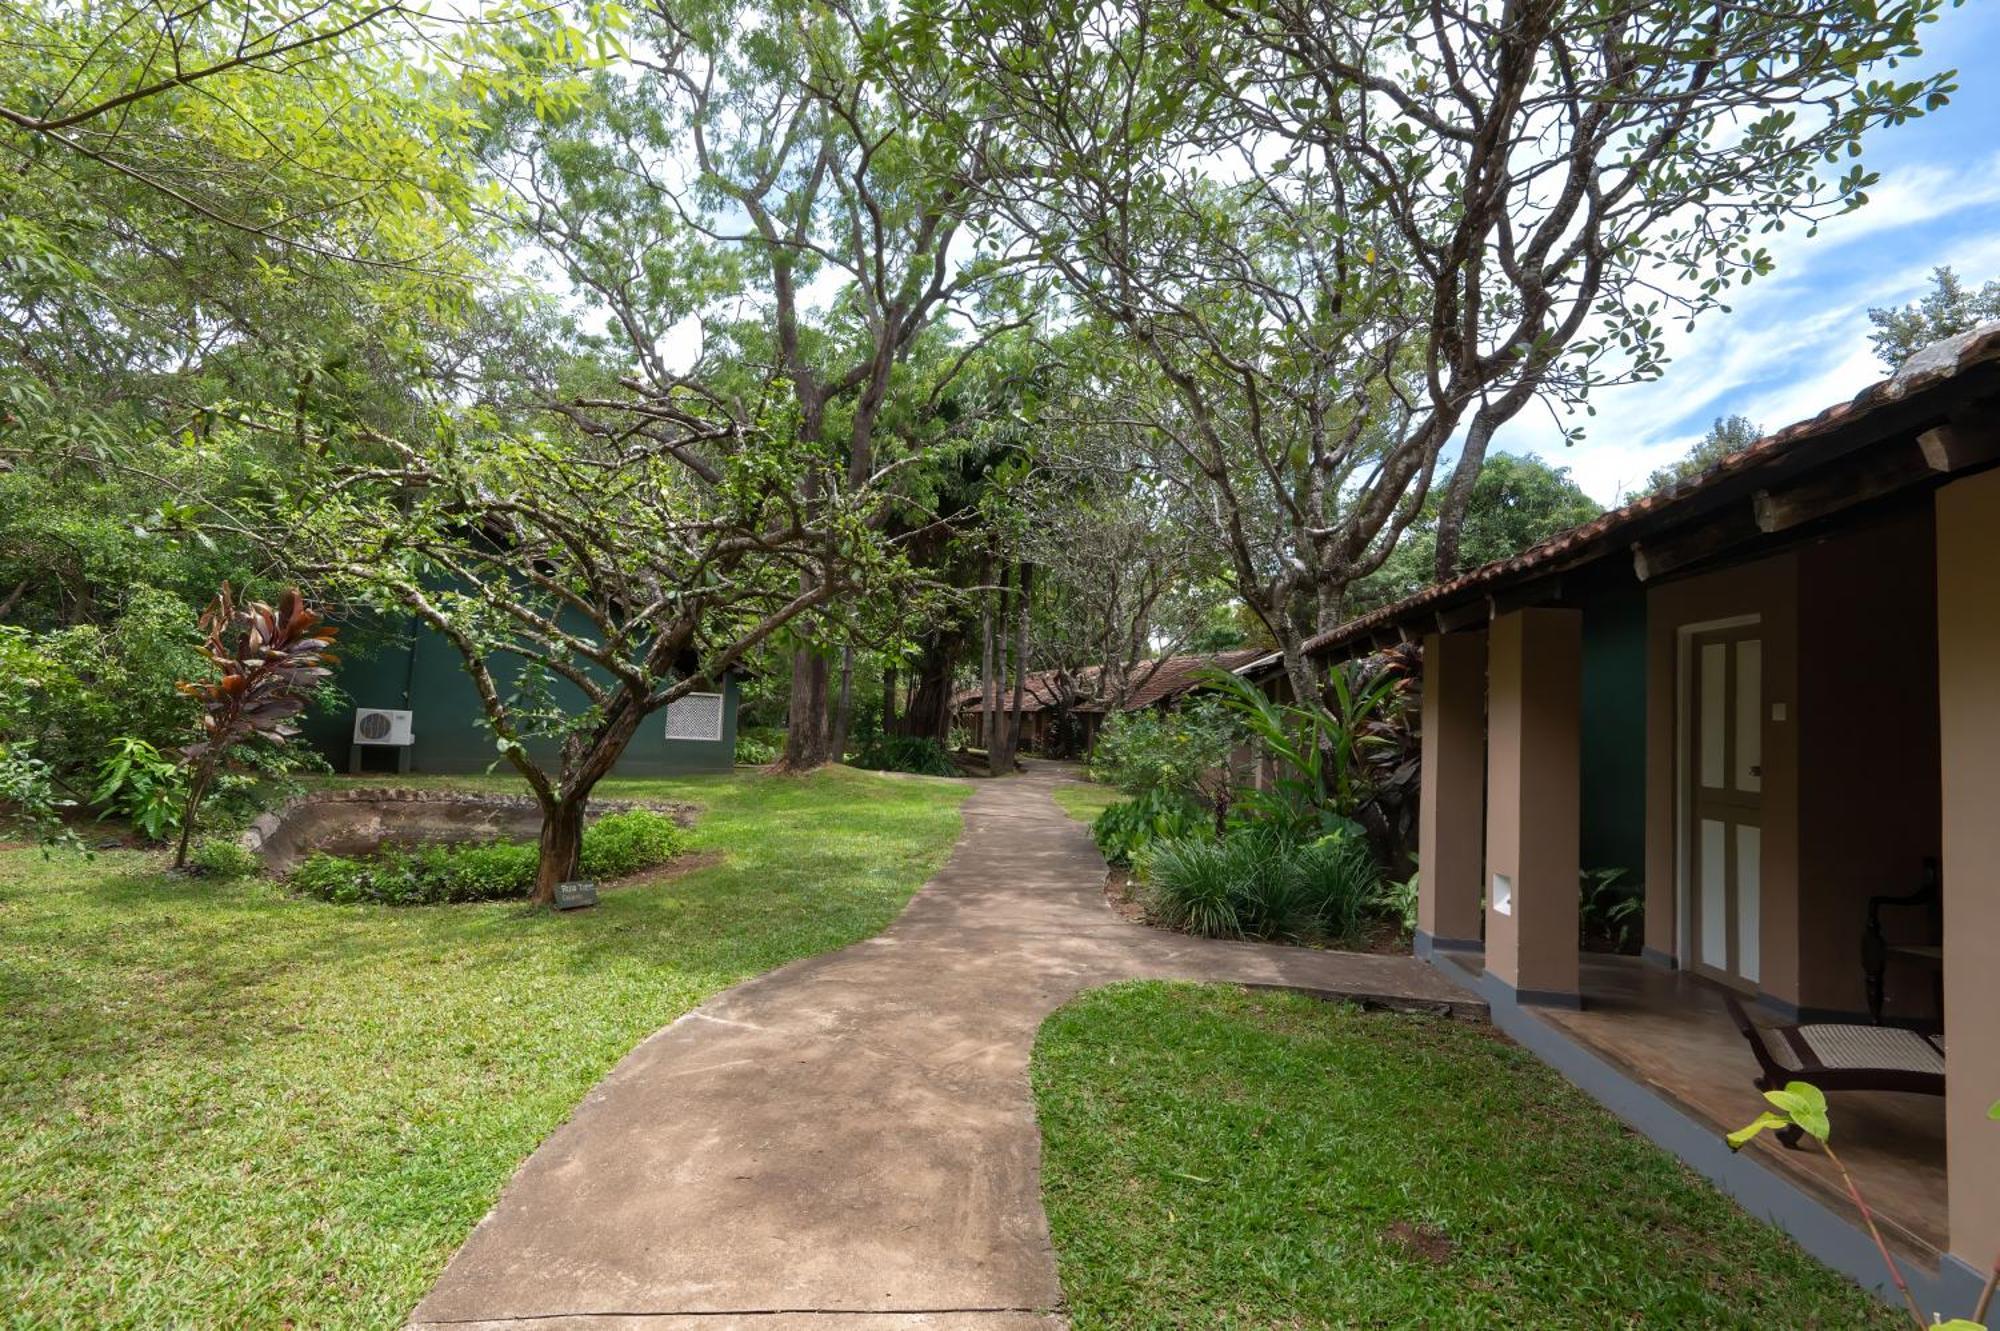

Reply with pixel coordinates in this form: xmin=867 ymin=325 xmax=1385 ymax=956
xmin=1346 ymin=454 xmax=1602 ymax=615
xmin=1644 ymin=414 xmax=1764 ymax=495
xmin=1867 ymin=266 xmax=2000 ymax=368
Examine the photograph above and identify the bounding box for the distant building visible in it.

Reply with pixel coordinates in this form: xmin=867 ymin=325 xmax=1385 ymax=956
xmin=305 ymin=619 xmax=740 ymax=777
xmin=952 ymin=649 xmax=1269 ymax=754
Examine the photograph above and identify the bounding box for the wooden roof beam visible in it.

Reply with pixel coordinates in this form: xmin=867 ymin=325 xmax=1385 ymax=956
xmin=1918 ymin=413 xmax=2000 ymax=473
xmin=1750 ymin=429 xmax=1997 ymax=536
xmin=1632 ymin=517 xmax=1759 ymax=583
xmin=1487 ymin=577 xmax=1564 ymax=617
xmin=1434 ymin=598 xmax=1489 ymax=635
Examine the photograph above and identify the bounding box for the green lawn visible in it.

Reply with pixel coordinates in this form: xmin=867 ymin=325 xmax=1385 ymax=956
xmin=1032 ymin=982 xmax=1899 ymax=1331
xmin=1050 ymin=779 xmax=1122 ymax=824
xmin=0 ymin=766 xmax=969 ymax=1329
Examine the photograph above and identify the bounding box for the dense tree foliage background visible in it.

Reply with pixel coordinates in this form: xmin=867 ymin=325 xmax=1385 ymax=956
xmin=0 ymin=0 xmax=1963 ymax=889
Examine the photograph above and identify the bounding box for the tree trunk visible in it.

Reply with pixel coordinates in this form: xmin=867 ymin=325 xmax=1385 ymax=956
xmin=882 ymin=664 xmax=898 ymax=735
xmin=781 ymin=646 xmax=831 ymax=769
xmin=830 ymin=644 xmax=855 ymax=762
xmin=901 ymin=628 xmax=961 ymax=742
xmin=979 ymin=595 xmax=997 ymax=751
xmin=531 ymin=795 xmax=588 ymax=907
xmin=994 ymin=562 xmax=1033 ymax=773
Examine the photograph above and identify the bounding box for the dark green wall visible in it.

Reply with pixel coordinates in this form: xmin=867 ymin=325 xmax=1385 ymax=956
xmin=1579 ymin=589 xmax=1647 ymax=880
xmin=307 ymin=618 xmax=738 ymax=777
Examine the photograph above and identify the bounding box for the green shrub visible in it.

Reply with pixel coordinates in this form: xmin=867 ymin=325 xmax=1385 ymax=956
xmin=1135 ymin=833 xmax=1246 ymax=937
xmin=852 ymin=733 xmax=955 ymax=776
xmin=1136 ymin=827 xmax=1381 ymax=944
xmin=1087 ymin=699 xmax=1237 ymax=799
xmin=1377 ymin=868 xmax=1419 ymax=936
xmin=579 ymin=809 xmax=688 ymax=878
xmin=1091 ymin=787 xmax=1208 ymax=865
xmin=92 ymin=736 xmax=188 ymax=842
xmin=734 ymin=726 xmax=781 ymax=765
xmin=186 ymin=838 xmax=262 ymax=880
xmin=292 ymin=809 xmax=686 ymax=906
xmin=1288 ymin=832 xmax=1380 ymax=942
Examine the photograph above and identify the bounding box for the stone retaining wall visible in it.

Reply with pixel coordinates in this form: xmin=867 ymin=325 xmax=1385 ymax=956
xmin=242 ymin=788 xmax=696 ymax=876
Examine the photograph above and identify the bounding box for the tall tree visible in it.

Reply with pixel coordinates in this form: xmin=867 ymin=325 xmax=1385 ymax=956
xmin=502 ymin=0 xmax=1031 ymax=770
xmin=921 ymin=0 xmax=1955 ymax=703
xmin=1645 ymin=414 xmax=1763 ymax=495
xmin=258 ymin=388 xmax=882 ymax=904
xmin=1867 ymin=266 xmax=2000 ymax=368
xmin=1344 ymin=453 xmax=1601 ymax=614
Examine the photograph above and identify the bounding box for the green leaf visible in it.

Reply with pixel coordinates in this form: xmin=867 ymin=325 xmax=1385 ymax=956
xmin=1726 ymin=1111 xmax=1789 ymax=1152
xmin=1764 ymin=1082 xmax=1830 ymax=1142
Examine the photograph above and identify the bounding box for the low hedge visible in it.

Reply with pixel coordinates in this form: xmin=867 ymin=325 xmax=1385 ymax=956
xmin=292 ymin=809 xmax=687 ymax=906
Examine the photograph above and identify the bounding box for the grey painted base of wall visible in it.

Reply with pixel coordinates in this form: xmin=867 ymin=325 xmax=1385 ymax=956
xmin=1473 ymin=970 xmax=1583 ymax=1009
xmin=1427 ymin=952 xmax=1986 ymax=1321
xmin=1413 ymin=929 xmax=1482 ymax=960
xmin=1641 ymin=945 xmax=1678 ymax=971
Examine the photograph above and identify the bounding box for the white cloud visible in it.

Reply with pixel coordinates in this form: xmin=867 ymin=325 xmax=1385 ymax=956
xmin=1506 ymin=1 xmax=2000 ymax=506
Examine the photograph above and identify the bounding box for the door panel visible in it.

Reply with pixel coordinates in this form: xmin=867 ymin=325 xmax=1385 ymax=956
xmin=1735 ymin=641 xmax=1762 ymax=794
xmin=1688 ymin=627 xmax=1763 ymax=988
xmin=1700 ymin=818 xmax=1728 ymax=968
xmin=1736 ymin=825 xmax=1762 ymax=983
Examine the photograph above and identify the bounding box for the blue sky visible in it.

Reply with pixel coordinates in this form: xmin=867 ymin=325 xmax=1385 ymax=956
xmin=1513 ymin=1 xmax=2000 ymax=505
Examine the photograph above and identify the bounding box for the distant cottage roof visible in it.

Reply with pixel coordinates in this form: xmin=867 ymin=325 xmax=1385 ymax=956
xmin=955 ymin=648 xmax=1269 ymax=715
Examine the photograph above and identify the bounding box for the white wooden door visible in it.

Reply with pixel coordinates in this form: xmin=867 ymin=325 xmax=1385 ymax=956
xmin=1689 ymin=628 xmax=1763 ymax=988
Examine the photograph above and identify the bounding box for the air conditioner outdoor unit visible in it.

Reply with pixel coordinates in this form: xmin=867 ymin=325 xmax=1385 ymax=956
xmin=352 ymin=707 xmax=415 ymax=747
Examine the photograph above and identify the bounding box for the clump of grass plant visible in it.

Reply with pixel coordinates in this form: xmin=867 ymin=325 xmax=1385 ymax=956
xmin=1136 ymin=826 xmax=1379 ymax=944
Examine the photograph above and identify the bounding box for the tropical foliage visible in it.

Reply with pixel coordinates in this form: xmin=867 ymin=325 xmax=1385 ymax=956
xmin=174 ymin=588 xmax=337 ymax=866
xmin=1137 ymin=827 xmax=1379 ymax=944
xmin=292 ymin=809 xmax=687 ymax=905
xmin=0 ymin=0 xmax=1962 ymax=900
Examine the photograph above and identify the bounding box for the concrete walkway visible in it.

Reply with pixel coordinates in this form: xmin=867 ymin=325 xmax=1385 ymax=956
xmin=408 ymin=763 xmax=1481 ymax=1330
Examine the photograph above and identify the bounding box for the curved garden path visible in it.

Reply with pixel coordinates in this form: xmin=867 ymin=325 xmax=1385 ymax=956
xmin=408 ymin=762 xmax=1479 ymax=1330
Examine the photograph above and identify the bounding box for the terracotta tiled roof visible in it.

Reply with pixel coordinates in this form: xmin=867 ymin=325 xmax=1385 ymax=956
xmin=1107 ymin=649 xmax=1269 ymax=711
xmin=955 ymin=649 xmax=1268 ymax=715
xmin=1304 ymin=321 xmax=2000 ymax=659
xmin=951 ymin=667 xmax=1084 ymax=714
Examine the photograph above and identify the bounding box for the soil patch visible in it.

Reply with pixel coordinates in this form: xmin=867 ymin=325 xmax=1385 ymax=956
xmin=1383 ymin=1219 xmax=1456 ymax=1265
xmin=1101 ymin=867 xmax=1146 ymax=924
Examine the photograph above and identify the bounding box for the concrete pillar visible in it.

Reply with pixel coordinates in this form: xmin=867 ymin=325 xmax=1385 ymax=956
xmin=1417 ymin=631 xmax=1486 ymax=955
xmin=1936 ymin=468 xmax=2000 ymax=1277
xmin=1483 ymin=608 xmax=1582 ymax=1006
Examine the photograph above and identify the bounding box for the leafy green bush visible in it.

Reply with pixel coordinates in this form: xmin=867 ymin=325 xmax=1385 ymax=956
xmin=293 ymin=809 xmax=686 ymax=905
xmin=92 ymin=736 xmax=187 ymax=842
xmin=186 ymin=837 xmax=261 ymax=880
xmin=0 ymin=593 xmax=325 ymax=841
xmin=1087 ymin=699 xmax=1237 ymax=799
xmin=1377 ymin=868 xmax=1420 ymax=936
xmin=1136 ymin=828 xmax=1381 ymax=944
xmin=734 ymin=726 xmax=781 ymax=765
xmin=1091 ymin=787 xmax=1209 ymax=865
xmin=579 ymin=809 xmax=688 ymax=878
xmin=0 ymin=591 xmax=207 ymax=792
xmin=852 ymin=732 xmax=955 ymax=776
xmin=0 ymin=742 xmax=76 ymax=849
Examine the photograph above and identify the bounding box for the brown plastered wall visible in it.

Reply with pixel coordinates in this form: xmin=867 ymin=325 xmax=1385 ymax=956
xmin=1795 ymin=504 xmax=1942 ymax=1019
xmin=1418 ymin=631 xmax=1487 ymax=942
xmin=1643 ymin=552 xmax=1801 ymax=1000
xmin=1935 ymin=466 xmax=2000 ymax=1267
xmin=1483 ymin=608 xmax=1581 ymax=997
